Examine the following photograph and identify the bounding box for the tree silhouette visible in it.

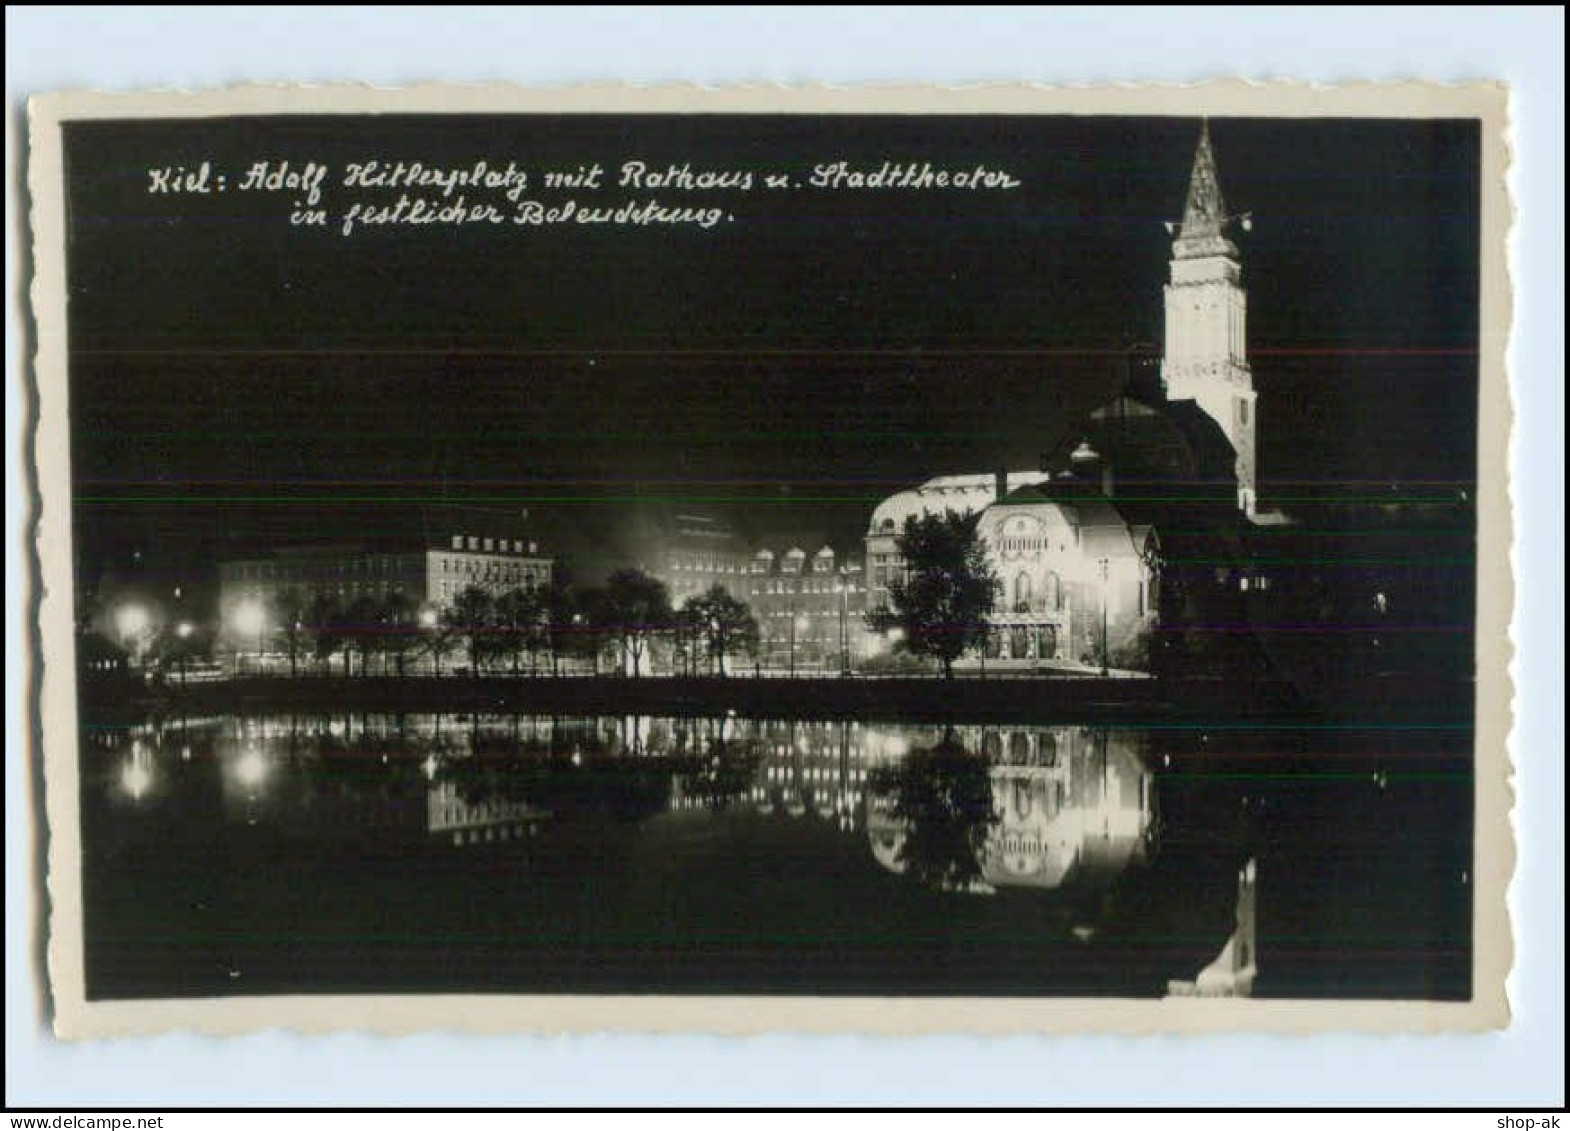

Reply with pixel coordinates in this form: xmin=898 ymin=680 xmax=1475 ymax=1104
xmin=341 ymin=594 xmax=382 ymax=677
xmin=598 ymin=568 xmax=672 ymax=677
xmin=867 ymin=509 xmax=999 ymax=678
xmin=870 ymin=729 xmax=997 ymax=892
xmin=494 ymin=587 xmax=545 ymax=676
xmin=687 ymin=584 xmax=760 ymax=676
xmin=421 ymin=605 xmax=460 ymax=676
xmin=574 ymin=586 xmax=611 ymax=675
xmin=276 ymin=586 xmax=311 ymax=677
xmin=671 ymin=601 xmax=707 ymax=677
xmin=446 ymin=585 xmax=498 ymax=674
xmin=378 ymin=592 xmax=420 ymax=677
xmin=540 ymin=580 xmax=579 ymax=676
xmin=308 ymin=594 xmax=348 ymax=675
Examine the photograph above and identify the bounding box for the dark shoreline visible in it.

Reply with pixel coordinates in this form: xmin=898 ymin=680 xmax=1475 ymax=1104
xmin=82 ymin=671 xmax=1474 ymax=727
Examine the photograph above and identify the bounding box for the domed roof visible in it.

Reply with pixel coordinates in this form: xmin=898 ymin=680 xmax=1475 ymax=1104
xmin=983 ymin=481 xmax=1148 ymax=560
xmin=868 ymin=471 xmax=1050 ymax=535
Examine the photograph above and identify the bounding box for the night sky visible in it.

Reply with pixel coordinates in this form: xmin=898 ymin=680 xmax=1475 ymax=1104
xmin=62 ymin=113 xmax=1481 ymax=588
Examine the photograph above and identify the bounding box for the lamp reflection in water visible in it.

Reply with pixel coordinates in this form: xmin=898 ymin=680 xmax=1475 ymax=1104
xmin=226 ymin=741 xmax=272 ymax=827
xmin=119 ymin=738 xmax=155 ymax=802
xmin=235 ymin=746 xmax=270 ymax=791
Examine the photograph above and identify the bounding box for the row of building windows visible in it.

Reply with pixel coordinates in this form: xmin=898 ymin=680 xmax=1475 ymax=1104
xmin=437 ymin=559 xmax=543 ymax=581
xmin=227 ymin=547 xmax=548 ymax=584
xmin=448 ymin=535 xmax=538 ymax=555
xmin=670 ymin=557 xmax=748 ymax=575
xmin=235 ymin=582 xmax=409 ymax=604
xmin=750 ymin=579 xmax=863 ymax=597
xmin=226 ymin=557 xmax=418 ymax=582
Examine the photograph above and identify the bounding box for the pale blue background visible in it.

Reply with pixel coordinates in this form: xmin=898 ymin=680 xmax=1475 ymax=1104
xmin=7 ymin=6 xmax=1563 ymax=1109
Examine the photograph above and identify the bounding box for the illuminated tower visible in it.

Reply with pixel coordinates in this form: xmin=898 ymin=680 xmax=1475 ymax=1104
xmin=1162 ymin=121 xmax=1257 ymax=517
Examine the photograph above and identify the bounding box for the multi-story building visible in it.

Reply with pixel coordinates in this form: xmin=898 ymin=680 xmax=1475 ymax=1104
xmin=630 ymin=511 xmax=752 ymax=608
xmin=746 ymin=545 xmax=866 ymax=673
xmin=217 ymin=531 xmax=553 ymax=663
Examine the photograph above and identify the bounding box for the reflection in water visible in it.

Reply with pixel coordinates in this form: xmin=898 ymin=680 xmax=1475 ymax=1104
xmin=78 ymin=710 xmax=1471 ymax=1001
xmin=867 ymin=729 xmax=997 ymax=892
xmin=95 ymin=714 xmax=1156 ymax=887
xmin=119 ymin=738 xmax=155 ymax=802
xmin=1167 ymin=859 xmax=1258 ymax=998
xmin=868 ymin=726 xmax=1155 ymax=897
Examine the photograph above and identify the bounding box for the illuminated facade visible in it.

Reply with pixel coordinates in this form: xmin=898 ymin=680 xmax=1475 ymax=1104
xmin=631 ymin=511 xmax=752 ymax=607
xmin=862 ymin=126 xmax=1263 ymax=673
xmin=746 ymin=546 xmax=867 ymax=672
xmin=217 ymin=532 xmax=554 ymax=661
xmin=1161 ymin=121 xmax=1257 ymax=518
xmin=866 ymin=474 xmax=1157 ymax=670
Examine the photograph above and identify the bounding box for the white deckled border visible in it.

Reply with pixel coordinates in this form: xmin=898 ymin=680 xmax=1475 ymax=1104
xmin=27 ymin=81 xmax=1513 ymax=1039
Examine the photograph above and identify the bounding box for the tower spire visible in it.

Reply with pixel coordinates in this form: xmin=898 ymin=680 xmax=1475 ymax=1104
xmin=1175 ymin=118 xmax=1236 ymax=260
xmin=1161 ymin=120 xmax=1258 ymax=519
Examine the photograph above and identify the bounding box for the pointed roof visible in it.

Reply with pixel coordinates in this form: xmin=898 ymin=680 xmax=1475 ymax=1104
xmin=1174 ymin=120 xmax=1237 ymax=261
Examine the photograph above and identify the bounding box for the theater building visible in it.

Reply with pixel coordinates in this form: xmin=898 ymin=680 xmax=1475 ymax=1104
xmin=864 ymin=123 xmax=1269 ymax=674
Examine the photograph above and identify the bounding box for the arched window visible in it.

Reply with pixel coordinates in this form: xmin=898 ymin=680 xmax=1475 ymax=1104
xmin=1014 ymin=571 xmax=1032 ymax=612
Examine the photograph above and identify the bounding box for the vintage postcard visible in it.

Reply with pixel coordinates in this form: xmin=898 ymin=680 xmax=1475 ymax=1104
xmin=28 ymin=83 xmax=1512 ymax=1037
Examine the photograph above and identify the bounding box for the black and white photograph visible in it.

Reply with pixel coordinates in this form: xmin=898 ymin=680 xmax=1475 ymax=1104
xmin=28 ymin=83 xmax=1511 ymax=1036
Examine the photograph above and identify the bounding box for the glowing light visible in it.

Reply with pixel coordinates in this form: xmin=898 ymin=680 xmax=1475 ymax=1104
xmin=176 ymin=621 xmax=194 ymax=639
xmin=120 ymin=758 xmax=153 ymax=801
xmin=422 ymin=754 xmax=438 ymax=781
xmin=232 ymin=600 xmax=266 ymax=638
xmin=418 ymin=607 xmax=439 ymax=629
xmin=116 ymin=603 xmax=150 ymax=641
xmin=235 ymin=748 xmax=269 ymax=789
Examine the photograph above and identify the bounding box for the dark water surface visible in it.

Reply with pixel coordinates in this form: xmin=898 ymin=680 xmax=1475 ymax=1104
xmin=80 ymin=711 xmax=1472 ymax=1000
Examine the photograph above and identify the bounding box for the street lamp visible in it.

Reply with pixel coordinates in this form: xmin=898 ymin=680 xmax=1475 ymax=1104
xmin=833 ymin=577 xmax=850 ymax=676
xmin=1097 ymin=557 xmax=1111 ymax=677
xmin=175 ymin=620 xmax=194 ymax=685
